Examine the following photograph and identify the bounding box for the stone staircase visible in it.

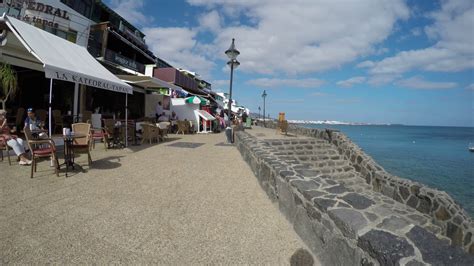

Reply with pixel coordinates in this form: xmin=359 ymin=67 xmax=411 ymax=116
xmin=262 ymin=138 xmax=448 ymax=239
xmin=235 ymin=131 xmax=474 ymax=265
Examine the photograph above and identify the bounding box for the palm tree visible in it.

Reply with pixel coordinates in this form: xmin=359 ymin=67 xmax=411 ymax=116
xmin=0 ymin=63 xmax=18 ymax=110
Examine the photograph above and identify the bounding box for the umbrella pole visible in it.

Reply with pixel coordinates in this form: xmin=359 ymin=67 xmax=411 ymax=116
xmin=125 ymin=93 xmax=128 ymax=147
xmin=48 ymin=79 xmax=53 ymax=137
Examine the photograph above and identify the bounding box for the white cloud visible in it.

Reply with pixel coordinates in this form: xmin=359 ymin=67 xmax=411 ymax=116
xmin=142 ymin=27 xmax=215 ymax=78
xmin=397 ymin=76 xmax=457 ymax=90
xmin=336 ymin=76 xmax=366 ymax=88
xmin=186 ymin=0 xmax=409 ymax=75
xmin=364 ymin=0 xmax=474 ymax=79
xmin=247 ymin=78 xmax=325 ymax=88
xmin=198 ymin=10 xmax=222 ymax=33
xmin=465 ymin=83 xmax=474 ymax=91
xmin=109 ymin=0 xmax=152 ymax=26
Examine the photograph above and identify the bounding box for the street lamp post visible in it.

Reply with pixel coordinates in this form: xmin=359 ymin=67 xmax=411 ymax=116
xmin=258 ymin=106 xmax=261 ymax=120
xmin=225 ymin=38 xmax=240 ymax=126
xmin=262 ymin=90 xmax=267 ymax=127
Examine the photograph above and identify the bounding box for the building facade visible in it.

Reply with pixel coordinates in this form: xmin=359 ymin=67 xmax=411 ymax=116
xmin=0 ymin=0 xmax=92 ymax=46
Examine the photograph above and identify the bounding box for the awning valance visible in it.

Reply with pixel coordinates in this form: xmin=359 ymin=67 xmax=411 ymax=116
xmin=1 ymin=15 xmax=132 ymax=94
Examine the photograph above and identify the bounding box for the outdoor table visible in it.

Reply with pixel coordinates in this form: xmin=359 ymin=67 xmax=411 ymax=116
xmin=62 ymin=132 xmax=86 ymax=177
xmin=30 ymin=128 xmax=48 ymax=138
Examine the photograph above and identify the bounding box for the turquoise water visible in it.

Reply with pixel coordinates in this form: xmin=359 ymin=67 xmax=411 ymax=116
xmin=302 ymin=124 xmax=474 ymax=217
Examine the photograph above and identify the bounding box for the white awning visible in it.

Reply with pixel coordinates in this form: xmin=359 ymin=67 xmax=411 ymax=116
xmin=2 ymin=15 xmax=132 ymax=94
xmin=195 ymin=109 xmax=215 ymax=121
xmin=116 ymin=74 xmax=188 ymax=94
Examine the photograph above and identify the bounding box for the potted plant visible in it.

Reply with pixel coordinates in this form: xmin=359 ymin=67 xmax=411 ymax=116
xmin=0 ymin=63 xmax=18 ymax=110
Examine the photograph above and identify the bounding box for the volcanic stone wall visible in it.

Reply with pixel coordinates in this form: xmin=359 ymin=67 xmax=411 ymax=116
xmin=260 ymin=121 xmax=474 ymax=254
xmin=234 ymin=128 xmax=473 ymax=264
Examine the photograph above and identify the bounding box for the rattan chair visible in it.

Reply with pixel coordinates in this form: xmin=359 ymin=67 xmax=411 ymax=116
xmin=24 ymin=126 xmax=59 ymax=178
xmin=141 ymin=123 xmax=159 ymax=144
xmin=0 ymin=135 xmax=12 ymax=165
xmin=71 ymin=123 xmax=92 ymax=166
xmin=176 ymin=120 xmax=190 ymax=135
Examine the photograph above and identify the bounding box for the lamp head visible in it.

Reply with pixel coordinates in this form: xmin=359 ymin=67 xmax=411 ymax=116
xmin=227 ymin=59 xmax=240 ymax=69
xmin=262 ymin=90 xmax=267 ymax=98
xmin=225 ymin=38 xmax=240 ymax=60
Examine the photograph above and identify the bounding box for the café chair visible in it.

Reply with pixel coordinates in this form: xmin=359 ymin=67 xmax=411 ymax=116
xmin=176 ymin=121 xmax=190 ymax=135
xmin=102 ymin=119 xmax=116 ymax=148
xmin=141 ymin=123 xmax=159 ymax=144
xmin=71 ymin=123 xmax=92 ymax=166
xmin=120 ymin=120 xmax=136 ymax=145
xmin=90 ymin=127 xmax=109 ymax=150
xmin=24 ymin=126 xmax=59 ymax=178
xmin=157 ymin=122 xmax=170 ymax=139
xmin=0 ymin=135 xmax=12 ymax=165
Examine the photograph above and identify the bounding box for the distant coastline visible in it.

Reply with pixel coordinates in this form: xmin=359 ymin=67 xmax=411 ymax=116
xmin=288 ymin=120 xmax=401 ymax=126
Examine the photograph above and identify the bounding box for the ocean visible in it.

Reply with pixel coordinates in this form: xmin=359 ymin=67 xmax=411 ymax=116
xmin=301 ymin=124 xmax=474 ymax=217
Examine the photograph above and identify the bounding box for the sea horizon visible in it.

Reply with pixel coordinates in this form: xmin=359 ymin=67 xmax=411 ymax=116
xmin=289 ymin=121 xmax=474 ymax=129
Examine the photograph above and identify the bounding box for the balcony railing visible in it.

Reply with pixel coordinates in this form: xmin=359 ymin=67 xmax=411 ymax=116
xmin=104 ymin=49 xmax=145 ymax=74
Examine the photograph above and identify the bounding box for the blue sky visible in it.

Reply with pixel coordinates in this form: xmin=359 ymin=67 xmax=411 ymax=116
xmin=107 ymin=0 xmax=474 ymax=127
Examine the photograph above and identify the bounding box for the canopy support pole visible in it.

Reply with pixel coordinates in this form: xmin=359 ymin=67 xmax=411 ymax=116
xmin=125 ymin=94 xmax=128 ymax=147
xmin=48 ymin=79 xmax=53 ymax=137
xmin=73 ymin=83 xmax=79 ymax=117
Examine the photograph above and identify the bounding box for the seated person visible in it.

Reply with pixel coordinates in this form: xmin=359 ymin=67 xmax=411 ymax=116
xmin=24 ymin=108 xmax=47 ymax=138
xmin=157 ymin=112 xmax=169 ymax=122
xmin=170 ymin=111 xmax=179 ymax=121
xmin=0 ymin=110 xmax=31 ymax=165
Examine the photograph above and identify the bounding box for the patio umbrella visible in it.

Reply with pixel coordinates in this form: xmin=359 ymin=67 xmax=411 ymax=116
xmin=185 ymin=96 xmax=208 ymax=105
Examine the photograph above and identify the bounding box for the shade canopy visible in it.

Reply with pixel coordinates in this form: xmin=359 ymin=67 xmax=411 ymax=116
xmin=1 ymin=15 xmax=132 ymax=94
xmin=116 ymin=74 xmax=184 ymax=91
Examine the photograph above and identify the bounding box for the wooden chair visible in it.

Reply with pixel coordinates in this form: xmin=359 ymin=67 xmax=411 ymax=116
xmin=141 ymin=123 xmax=159 ymax=144
xmin=176 ymin=120 xmax=190 ymax=135
xmin=52 ymin=109 xmax=64 ymax=133
xmin=102 ymin=119 xmax=116 ymax=148
xmin=157 ymin=122 xmax=170 ymax=140
xmin=24 ymin=126 xmax=59 ymax=178
xmin=35 ymin=109 xmax=48 ymax=123
xmin=90 ymin=127 xmax=109 ymax=150
xmin=71 ymin=123 xmax=92 ymax=166
xmin=82 ymin=110 xmax=92 ymax=123
xmin=120 ymin=120 xmax=136 ymax=145
xmin=0 ymin=135 xmax=12 ymax=165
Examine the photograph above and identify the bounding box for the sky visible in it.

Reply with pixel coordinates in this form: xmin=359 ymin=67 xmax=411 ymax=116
xmin=106 ymin=0 xmax=474 ymax=127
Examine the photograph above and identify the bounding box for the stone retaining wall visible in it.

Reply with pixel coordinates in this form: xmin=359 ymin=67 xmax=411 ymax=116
xmin=261 ymin=122 xmax=473 ymax=253
xmin=234 ymin=129 xmax=474 ymax=265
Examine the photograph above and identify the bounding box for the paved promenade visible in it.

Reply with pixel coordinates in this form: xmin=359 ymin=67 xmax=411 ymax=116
xmin=0 ymin=131 xmax=318 ymax=264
